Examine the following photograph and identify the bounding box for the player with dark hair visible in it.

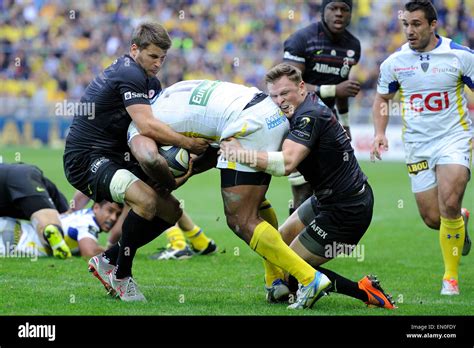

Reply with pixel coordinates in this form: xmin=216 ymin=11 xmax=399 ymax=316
xmin=0 ymin=200 xmax=122 ymax=259
xmin=221 ymin=64 xmax=395 ymax=309
xmin=64 ymin=22 xmax=210 ymax=301
xmin=0 ymin=163 xmax=71 ymax=259
xmin=283 ymin=0 xmax=361 ymax=216
xmin=371 ymin=0 xmax=472 ymax=295
xmin=69 ymin=190 xmax=217 ymax=260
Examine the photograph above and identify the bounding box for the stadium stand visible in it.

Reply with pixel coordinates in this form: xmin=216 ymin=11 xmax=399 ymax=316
xmin=0 ymin=0 xmax=472 ymax=138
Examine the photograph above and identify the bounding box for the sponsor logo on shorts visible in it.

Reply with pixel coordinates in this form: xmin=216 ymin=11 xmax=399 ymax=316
xmin=124 ymin=91 xmax=149 ymax=100
xmin=407 ymin=160 xmax=429 ymax=175
xmin=90 ymin=157 xmax=110 ymax=174
xmin=36 ymin=186 xmax=45 ymax=192
xmin=189 ymin=80 xmax=220 ymax=106
xmin=308 ymin=220 xmax=327 ymax=239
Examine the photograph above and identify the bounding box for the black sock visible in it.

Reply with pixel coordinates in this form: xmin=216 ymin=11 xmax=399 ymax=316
xmin=316 ymin=267 xmax=368 ymax=302
xmin=102 ymin=216 xmax=172 ymax=265
xmin=287 ymin=275 xmax=298 ymax=293
xmin=115 ymin=210 xmax=173 ymax=279
xmin=141 ymin=216 xmax=174 ymax=246
xmin=103 ymin=244 xmax=120 ymax=265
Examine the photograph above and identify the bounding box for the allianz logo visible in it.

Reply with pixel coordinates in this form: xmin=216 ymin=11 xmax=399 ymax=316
xmin=312 ymin=63 xmax=340 ymax=76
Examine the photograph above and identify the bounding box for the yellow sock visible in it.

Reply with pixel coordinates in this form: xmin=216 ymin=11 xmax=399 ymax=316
xmin=439 ymin=216 xmax=465 ymax=281
xmin=166 ymin=226 xmax=187 ymax=250
xmin=250 ymin=221 xmax=315 ymax=286
xmin=183 ymin=225 xmax=210 ymax=251
xmin=259 ymin=200 xmax=285 ymax=286
xmin=259 ymin=200 xmax=278 ymax=228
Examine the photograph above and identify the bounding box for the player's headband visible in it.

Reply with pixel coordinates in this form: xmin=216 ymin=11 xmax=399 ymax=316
xmin=322 ymin=0 xmax=353 ymax=12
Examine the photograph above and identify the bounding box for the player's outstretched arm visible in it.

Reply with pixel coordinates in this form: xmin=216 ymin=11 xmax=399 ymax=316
xmin=126 ymin=104 xmax=210 ymax=155
xmin=79 ymin=237 xmax=105 ymax=259
xmin=219 ymin=138 xmax=309 ymax=176
xmin=371 ymin=92 xmax=395 ymax=161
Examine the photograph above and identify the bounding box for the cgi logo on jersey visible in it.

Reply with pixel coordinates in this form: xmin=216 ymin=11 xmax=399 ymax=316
xmin=409 ymin=92 xmax=449 ymax=113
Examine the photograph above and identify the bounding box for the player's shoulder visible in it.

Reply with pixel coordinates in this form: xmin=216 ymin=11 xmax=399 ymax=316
xmin=286 ymin=22 xmax=318 ymax=42
xmin=440 ymin=36 xmax=474 ymax=56
xmin=380 ymin=43 xmax=412 ymax=68
xmin=108 ymin=55 xmax=146 ymax=81
xmin=295 ymin=94 xmax=332 ymax=119
xmin=342 ymin=28 xmax=361 ymax=50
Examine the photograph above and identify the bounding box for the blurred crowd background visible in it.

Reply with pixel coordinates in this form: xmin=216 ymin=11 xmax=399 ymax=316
xmin=0 ymin=0 xmax=473 ymax=125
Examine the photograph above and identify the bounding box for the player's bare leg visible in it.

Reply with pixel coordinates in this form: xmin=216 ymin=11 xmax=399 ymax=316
xmin=289 ymin=176 xmax=312 ymax=215
xmin=221 ymin=183 xmax=331 ymax=309
xmin=414 ymin=186 xmax=440 ymax=229
xmin=414 ymin=164 xmax=469 ymax=294
xmin=31 ymin=208 xmax=71 ymax=259
xmin=436 ymin=164 xmax=469 ymax=295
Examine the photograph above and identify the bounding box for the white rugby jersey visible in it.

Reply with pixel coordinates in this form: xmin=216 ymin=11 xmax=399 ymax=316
xmin=150 ymin=80 xmax=262 ymax=143
xmin=377 ymin=36 xmax=473 ymax=143
xmin=0 ymin=208 xmax=100 ymax=257
xmin=61 ymin=208 xmax=100 ymax=255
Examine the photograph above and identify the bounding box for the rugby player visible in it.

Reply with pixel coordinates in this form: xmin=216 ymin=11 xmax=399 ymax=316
xmin=283 ymin=0 xmax=361 ymax=215
xmin=69 ymin=190 xmax=217 ymax=260
xmin=0 ymin=163 xmax=71 ymax=259
xmin=371 ymin=0 xmax=472 ymax=295
xmin=220 ymin=64 xmax=395 ymax=309
xmin=0 ymin=201 xmax=122 ymax=259
xmin=64 ymin=22 xmax=209 ymax=301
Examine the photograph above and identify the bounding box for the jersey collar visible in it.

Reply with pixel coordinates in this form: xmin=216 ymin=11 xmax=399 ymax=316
xmin=320 ymin=21 xmax=345 ymax=42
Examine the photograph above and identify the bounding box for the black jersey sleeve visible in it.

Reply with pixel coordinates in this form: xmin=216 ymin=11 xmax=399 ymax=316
xmin=354 ymin=38 xmax=361 ymax=65
xmin=283 ymin=29 xmax=307 ymax=65
xmin=287 ymin=113 xmax=320 ymax=149
xmin=115 ymin=60 xmax=152 ymax=107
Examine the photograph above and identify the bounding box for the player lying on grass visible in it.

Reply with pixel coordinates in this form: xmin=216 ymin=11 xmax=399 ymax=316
xmin=0 ymin=200 xmax=122 ymax=259
xmin=110 ymin=78 xmax=333 ymax=309
xmin=220 ymin=64 xmax=396 ymax=309
xmin=70 ymin=190 xmax=217 ymax=260
xmin=0 ymin=163 xmax=72 ymax=259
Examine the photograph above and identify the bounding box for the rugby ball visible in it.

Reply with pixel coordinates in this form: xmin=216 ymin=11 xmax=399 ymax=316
xmin=158 ymin=146 xmax=190 ymax=177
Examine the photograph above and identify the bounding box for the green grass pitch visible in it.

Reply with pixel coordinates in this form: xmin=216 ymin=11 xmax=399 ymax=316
xmin=0 ymin=146 xmax=473 ymax=316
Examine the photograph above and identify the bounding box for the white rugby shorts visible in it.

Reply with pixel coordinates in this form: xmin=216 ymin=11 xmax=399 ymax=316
xmin=404 ymin=131 xmax=472 ymax=193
